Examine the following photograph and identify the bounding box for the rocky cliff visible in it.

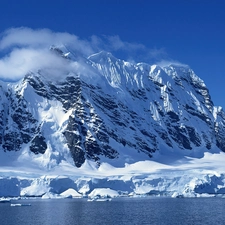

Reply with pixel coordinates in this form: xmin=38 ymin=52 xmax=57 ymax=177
xmin=0 ymin=47 xmax=224 ymax=168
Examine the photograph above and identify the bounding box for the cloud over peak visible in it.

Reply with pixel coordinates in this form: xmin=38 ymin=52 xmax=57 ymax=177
xmin=0 ymin=27 xmax=94 ymax=56
xmin=0 ymin=27 xmax=171 ymax=81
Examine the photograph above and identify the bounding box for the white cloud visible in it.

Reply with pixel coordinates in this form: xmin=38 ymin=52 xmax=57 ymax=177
xmin=0 ymin=48 xmax=73 ymax=81
xmin=106 ymin=35 xmax=146 ymax=52
xmin=91 ymin=35 xmax=168 ymax=64
xmin=0 ymin=27 xmax=94 ymax=56
xmin=0 ymin=27 xmax=98 ymax=80
xmin=0 ymin=27 xmax=173 ymax=81
xmin=89 ymin=35 xmax=146 ymax=54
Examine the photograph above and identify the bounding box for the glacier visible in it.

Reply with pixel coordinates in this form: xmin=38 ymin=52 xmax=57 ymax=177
xmin=1 ymin=46 xmax=225 ymax=198
xmin=1 ymin=152 xmax=225 ymax=198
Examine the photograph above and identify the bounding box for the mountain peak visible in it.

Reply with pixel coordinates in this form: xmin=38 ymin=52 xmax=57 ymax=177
xmin=0 ymin=49 xmax=224 ymax=170
xmin=88 ymin=51 xmax=117 ymax=62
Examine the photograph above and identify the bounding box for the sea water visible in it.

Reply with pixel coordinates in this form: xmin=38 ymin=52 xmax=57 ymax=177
xmin=0 ymin=197 xmax=225 ymax=225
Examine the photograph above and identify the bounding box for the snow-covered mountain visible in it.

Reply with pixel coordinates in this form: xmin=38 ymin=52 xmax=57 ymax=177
xmin=1 ymin=46 xmax=225 ymax=170
xmin=2 ymin=46 xmax=225 ymax=198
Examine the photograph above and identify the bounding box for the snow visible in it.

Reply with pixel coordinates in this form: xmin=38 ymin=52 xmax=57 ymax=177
xmin=88 ymin=188 xmax=119 ymax=199
xmin=1 ymin=152 xmax=225 ymax=198
xmin=41 ymin=192 xmax=60 ymax=199
xmin=1 ymin=49 xmax=225 ymax=199
xmin=60 ymin=188 xmax=82 ymax=198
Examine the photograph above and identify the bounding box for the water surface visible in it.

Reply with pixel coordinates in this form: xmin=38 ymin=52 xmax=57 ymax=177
xmin=0 ymin=197 xmax=224 ymax=225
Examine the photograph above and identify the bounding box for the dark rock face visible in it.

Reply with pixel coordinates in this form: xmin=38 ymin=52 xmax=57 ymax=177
xmin=0 ymin=84 xmax=38 ymax=152
xmin=1 ymin=50 xmax=225 ymax=168
xmin=214 ymin=109 xmax=225 ymax=152
xmin=30 ymin=135 xmax=47 ymax=154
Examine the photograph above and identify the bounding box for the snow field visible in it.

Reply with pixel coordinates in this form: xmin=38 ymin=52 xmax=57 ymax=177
xmin=1 ymin=152 xmax=225 ymax=198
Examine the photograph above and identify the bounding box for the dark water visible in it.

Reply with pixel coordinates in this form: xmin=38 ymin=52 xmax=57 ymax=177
xmin=0 ymin=197 xmax=225 ymax=225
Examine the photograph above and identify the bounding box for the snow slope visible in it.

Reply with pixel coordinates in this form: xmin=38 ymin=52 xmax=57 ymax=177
xmin=1 ymin=152 xmax=225 ymax=198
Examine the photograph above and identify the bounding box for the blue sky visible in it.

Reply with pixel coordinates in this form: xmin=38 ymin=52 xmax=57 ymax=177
xmin=0 ymin=0 xmax=225 ymax=108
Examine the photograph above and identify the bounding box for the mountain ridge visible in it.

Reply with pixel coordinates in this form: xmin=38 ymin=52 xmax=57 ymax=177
xmin=0 ymin=47 xmax=224 ymax=169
